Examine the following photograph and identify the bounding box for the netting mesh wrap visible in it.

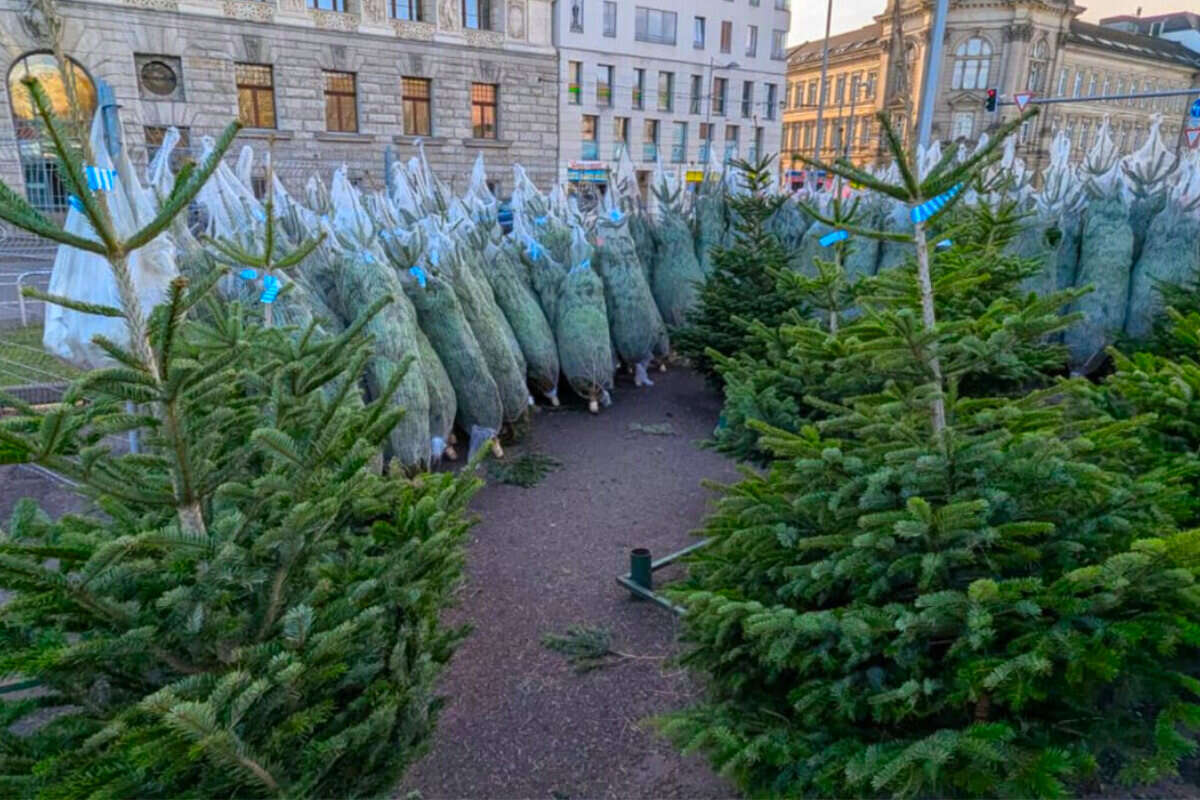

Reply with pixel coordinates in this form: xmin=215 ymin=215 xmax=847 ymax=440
xmin=594 ymin=200 xmax=668 ymax=376
xmin=556 ymin=226 xmax=614 ymax=406
xmin=483 ymin=238 xmax=560 ymax=400
xmin=694 ymin=176 xmax=727 ymax=277
xmin=1066 ymin=123 xmax=1134 ymax=372
xmin=649 ymin=176 xmax=704 ymax=326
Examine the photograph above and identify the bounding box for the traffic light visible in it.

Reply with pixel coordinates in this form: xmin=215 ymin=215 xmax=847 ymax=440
xmin=985 ymin=88 xmax=997 ymax=112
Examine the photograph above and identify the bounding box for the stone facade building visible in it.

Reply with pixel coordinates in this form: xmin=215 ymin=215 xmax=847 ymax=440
xmin=780 ymin=0 xmax=1200 ymax=185
xmin=0 ymin=0 xmax=558 ymax=214
xmin=553 ymin=0 xmax=791 ymax=199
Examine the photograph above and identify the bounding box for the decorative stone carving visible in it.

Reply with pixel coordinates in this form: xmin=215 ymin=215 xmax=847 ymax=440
xmin=464 ymin=29 xmax=503 ymax=48
xmin=222 ymin=0 xmax=274 ymax=22
xmin=438 ymin=0 xmax=459 ymax=30
xmin=310 ymin=9 xmax=360 ymax=30
xmin=18 ymin=0 xmax=52 ymax=42
xmin=279 ymin=0 xmax=306 ymax=12
xmin=121 ymin=0 xmax=179 ymax=11
xmin=361 ymin=0 xmax=384 ymax=24
xmin=477 ymin=59 xmax=500 ymax=82
xmin=1004 ymin=23 xmax=1033 ymax=43
xmin=392 ymin=20 xmax=436 ymax=40
xmin=331 ymin=44 xmax=347 ymax=65
xmin=242 ymin=34 xmax=262 ymax=62
xmin=507 ymin=0 xmax=526 ymax=40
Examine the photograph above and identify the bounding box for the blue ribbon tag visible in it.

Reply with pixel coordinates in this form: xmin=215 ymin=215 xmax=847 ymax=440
xmin=819 ymin=229 xmax=849 ymax=247
xmin=259 ymin=274 xmax=280 ymax=304
xmin=910 ymin=183 xmax=963 ymax=225
xmin=609 ymin=208 xmax=622 ymax=222
xmin=84 ymin=165 xmax=117 ymax=192
xmin=935 ymin=239 xmax=952 ymax=250
xmin=409 ymin=265 xmax=427 ymax=287
xmin=534 ymin=215 xmax=548 ymax=226
xmin=252 ymin=207 xmax=266 ymax=222
xmin=238 ymin=268 xmax=258 ymax=280
xmin=527 ymin=241 xmax=542 ymax=261
xmin=359 ymin=251 xmax=375 ymax=264
xmin=67 ymin=195 xmax=84 ymax=212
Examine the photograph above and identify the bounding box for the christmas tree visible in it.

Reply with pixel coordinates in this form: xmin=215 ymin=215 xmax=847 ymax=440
xmin=661 ymin=112 xmax=1200 ymax=798
xmin=0 ymin=68 xmax=479 ymax=797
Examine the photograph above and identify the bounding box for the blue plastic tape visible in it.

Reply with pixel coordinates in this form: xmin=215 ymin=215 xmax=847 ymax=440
xmin=819 ymin=229 xmax=849 ymax=247
xmin=534 ymin=215 xmax=548 ymax=226
xmin=67 ymin=195 xmax=84 ymax=212
xmin=259 ymin=274 xmax=280 ymax=304
xmin=409 ymin=265 xmax=427 ymax=288
xmin=84 ymin=165 xmax=116 ymax=192
xmin=935 ymin=238 xmax=952 ymax=250
xmin=238 ymin=268 xmax=258 ymax=280
xmin=910 ymin=183 xmax=963 ymax=225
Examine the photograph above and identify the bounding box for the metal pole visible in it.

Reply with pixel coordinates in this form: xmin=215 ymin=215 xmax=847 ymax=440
xmin=998 ymin=87 xmax=1200 ymax=107
xmin=846 ymin=80 xmax=858 ymax=160
xmin=630 ymin=548 xmax=652 ymax=595
xmin=916 ymin=0 xmax=950 ymax=148
xmin=812 ymin=0 xmax=834 ymax=170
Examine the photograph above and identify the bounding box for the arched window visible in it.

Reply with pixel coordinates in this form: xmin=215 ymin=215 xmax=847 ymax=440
xmin=1027 ymin=38 xmax=1048 ymax=93
xmin=7 ymin=52 xmax=96 ymax=212
xmin=951 ymin=37 xmax=992 ymax=91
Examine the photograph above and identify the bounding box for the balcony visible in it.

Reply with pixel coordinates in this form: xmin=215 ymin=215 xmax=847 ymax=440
xmin=582 ymin=140 xmax=599 ymax=160
xmin=643 ymin=143 xmax=658 ymax=162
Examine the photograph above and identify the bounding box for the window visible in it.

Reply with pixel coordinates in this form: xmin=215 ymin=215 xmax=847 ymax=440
xmin=765 ymin=83 xmax=777 ymax=120
xmin=865 ymin=71 xmax=877 ymax=99
xmin=859 ymin=115 xmax=870 ymax=147
xmin=136 ymin=54 xmax=184 ymax=101
xmin=849 ymin=73 xmax=861 ymax=103
xmin=633 ymin=68 xmax=645 ymax=109
xmin=699 ymin=122 xmax=712 ymax=159
xmin=389 ymin=0 xmax=423 ymax=19
xmin=713 ymin=77 xmax=727 ymax=116
xmin=751 ymin=126 xmax=763 ymax=161
xmin=807 ymin=80 xmax=817 ymax=105
xmin=1073 ymin=70 xmax=1083 ymax=97
xmin=570 ymin=0 xmax=583 ymax=32
xmin=402 ymin=77 xmax=432 ymax=135
xmin=145 ymin=125 xmax=191 ymax=170
xmin=1114 ymin=76 xmax=1124 ymax=98
xmin=463 ymin=0 xmax=491 ymax=30
xmin=1087 ymin=71 xmax=1097 ymax=96
xmin=643 ymin=118 xmax=659 ymax=161
xmin=741 ymin=80 xmax=753 ymax=117
xmin=603 ymin=1 xmax=616 ymax=36
xmin=1057 ymin=68 xmax=1068 ymax=96
xmin=690 ymin=74 xmax=702 ymax=114
xmin=471 ymin=82 xmax=497 ymax=139
xmin=1101 ymin=74 xmax=1110 ymax=96
xmin=694 ymin=16 xmax=706 ymax=48
xmin=598 ymin=64 xmax=613 ymax=106
xmin=658 ymin=71 xmax=673 ymax=111
xmin=582 ymin=113 xmax=598 ymax=158
xmin=614 ymin=116 xmax=629 ymax=156
xmin=745 ymin=25 xmax=758 ymax=57
xmin=323 ymin=70 xmax=357 ymax=132
xmin=567 ymin=61 xmax=582 ymax=105
xmin=835 ymin=74 xmax=845 ymax=104
xmin=8 ymin=53 xmax=97 ymax=212
xmin=771 ymin=29 xmax=786 ymax=60
xmin=951 ymin=37 xmax=991 ymax=91
xmin=634 ymin=7 xmax=677 ymax=45
xmin=309 ymin=0 xmax=345 ymax=10
xmin=951 ymin=111 xmax=973 ymax=139
xmin=724 ymin=124 xmax=739 ymax=161
xmin=1027 ymin=38 xmax=1048 ymax=93
xmin=236 ymin=63 xmax=275 ymax=129
xmin=720 ymin=21 xmax=732 ymax=54
xmin=671 ymin=121 xmax=687 ymax=163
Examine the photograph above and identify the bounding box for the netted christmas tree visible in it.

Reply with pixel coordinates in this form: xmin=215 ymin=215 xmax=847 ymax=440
xmin=661 ymin=112 xmax=1200 ymax=799
xmin=0 ymin=70 xmax=479 ymax=798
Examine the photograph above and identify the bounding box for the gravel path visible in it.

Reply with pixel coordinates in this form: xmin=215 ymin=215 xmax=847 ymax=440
xmin=399 ymin=368 xmax=739 ymax=800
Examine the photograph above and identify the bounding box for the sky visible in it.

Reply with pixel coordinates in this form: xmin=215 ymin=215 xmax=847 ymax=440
xmin=787 ymin=0 xmax=1187 ymax=44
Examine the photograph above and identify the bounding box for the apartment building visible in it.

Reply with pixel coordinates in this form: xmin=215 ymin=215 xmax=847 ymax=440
xmin=781 ymin=0 xmax=1200 ymax=183
xmin=554 ymin=0 xmax=791 ymax=199
xmin=1 ymin=0 xmax=557 ymax=214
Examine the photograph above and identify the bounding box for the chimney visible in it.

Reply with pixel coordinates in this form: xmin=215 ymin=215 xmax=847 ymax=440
xmin=1136 ymin=6 xmax=1142 ymax=16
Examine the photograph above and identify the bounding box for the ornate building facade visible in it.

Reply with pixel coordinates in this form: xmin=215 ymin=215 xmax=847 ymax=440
xmin=0 ymin=0 xmax=557 ymax=212
xmin=780 ymin=0 xmax=1200 ymax=183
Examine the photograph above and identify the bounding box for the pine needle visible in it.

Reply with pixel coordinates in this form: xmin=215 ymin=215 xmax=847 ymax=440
xmin=487 ymin=451 xmax=560 ymax=488
xmin=629 ymin=422 xmax=676 ymax=436
xmin=541 ymin=625 xmax=664 ymax=673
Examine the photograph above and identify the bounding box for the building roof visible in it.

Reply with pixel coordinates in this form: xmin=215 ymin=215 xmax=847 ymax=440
xmin=1068 ymin=19 xmax=1200 ymax=68
xmin=788 ymin=23 xmax=882 ymax=66
xmin=1099 ymin=11 xmax=1200 ymax=34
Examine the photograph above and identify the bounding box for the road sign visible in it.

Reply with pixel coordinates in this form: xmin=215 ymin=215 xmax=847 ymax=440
xmin=1191 ymin=97 xmax=1200 ymax=120
xmin=1014 ymin=92 xmax=1033 ymax=112
xmin=1186 ymin=128 xmax=1200 ymax=149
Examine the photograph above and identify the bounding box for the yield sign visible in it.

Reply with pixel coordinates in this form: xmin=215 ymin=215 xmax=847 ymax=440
xmin=1013 ymin=92 xmax=1034 ymax=112
xmin=1186 ymin=128 xmax=1200 ymax=149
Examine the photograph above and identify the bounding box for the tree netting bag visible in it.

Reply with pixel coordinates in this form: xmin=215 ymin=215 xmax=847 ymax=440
xmin=556 ymin=227 xmax=614 ymax=410
xmin=650 ymin=177 xmax=704 ymax=326
xmin=694 ymin=178 xmax=727 ymax=277
xmin=483 ymin=239 xmax=561 ymax=403
xmin=593 ymin=204 xmax=667 ymax=383
xmin=1066 ymin=130 xmax=1134 ymax=372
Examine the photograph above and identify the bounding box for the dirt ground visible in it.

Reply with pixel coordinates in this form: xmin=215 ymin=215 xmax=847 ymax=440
xmin=398 ymin=368 xmax=739 ymax=800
